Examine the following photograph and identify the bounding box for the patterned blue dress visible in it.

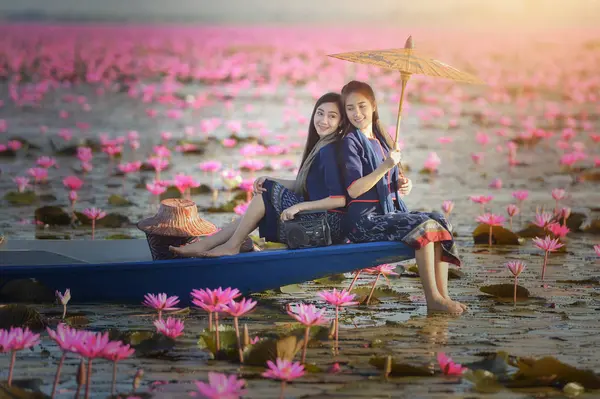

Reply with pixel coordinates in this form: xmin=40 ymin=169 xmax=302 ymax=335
xmin=340 ymin=130 xmax=461 ymax=266
xmin=258 ymin=143 xmax=346 ymax=245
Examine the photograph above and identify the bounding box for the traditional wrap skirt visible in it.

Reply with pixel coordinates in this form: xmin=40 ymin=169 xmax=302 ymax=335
xmin=347 ymin=211 xmax=461 ymax=266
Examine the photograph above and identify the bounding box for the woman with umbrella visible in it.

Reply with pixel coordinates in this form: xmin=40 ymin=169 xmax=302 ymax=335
xmin=170 ymin=92 xmax=348 ymax=257
xmin=339 ymin=80 xmax=466 ymax=314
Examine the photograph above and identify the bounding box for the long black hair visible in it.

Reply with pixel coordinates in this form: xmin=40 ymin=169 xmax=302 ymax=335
xmin=340 ymin=80 xmax=394 ymax=149
xmin=298 ymin=92 xmax=345 ymax=171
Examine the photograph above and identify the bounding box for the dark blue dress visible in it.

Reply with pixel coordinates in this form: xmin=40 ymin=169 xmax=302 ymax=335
xmin=340 ymin=130 xmax=461 ymax=266
xmin=258 ymin=143 xmax=346 ymax=244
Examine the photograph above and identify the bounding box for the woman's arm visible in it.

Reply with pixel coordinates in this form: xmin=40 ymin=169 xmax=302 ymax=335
xmin=347 ymin=161 xmax=393 ymax=199
xmin=280 ymin=196 xmax=345 ymax=221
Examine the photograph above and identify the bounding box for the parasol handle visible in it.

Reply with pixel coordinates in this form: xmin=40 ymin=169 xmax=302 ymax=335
xmin=394 ymin=72 xmax=411 ymax=178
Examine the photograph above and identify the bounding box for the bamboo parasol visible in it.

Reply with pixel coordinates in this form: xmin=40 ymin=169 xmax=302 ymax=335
xmin=329 ymin=36 xmax=486 ymax=147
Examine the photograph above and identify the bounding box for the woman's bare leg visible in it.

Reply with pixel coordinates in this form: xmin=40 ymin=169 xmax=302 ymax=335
xmin=178 ymin=194 xmax=267 ymax=258
xmin=415 ymin=242 xmax=463 ymax=314
xmin=170 ymin=218 xmax=241 ymax=256
xmin=433 ymin=242 xmax=467 ymax=310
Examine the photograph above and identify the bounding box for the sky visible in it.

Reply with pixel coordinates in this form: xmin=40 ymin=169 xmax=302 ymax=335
xmin=0 ymin=0 xmax=598 ymax=26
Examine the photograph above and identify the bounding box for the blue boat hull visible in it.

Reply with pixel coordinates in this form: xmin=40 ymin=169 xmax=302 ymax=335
xmin=0 ymin=242 xmax=414 ymax=303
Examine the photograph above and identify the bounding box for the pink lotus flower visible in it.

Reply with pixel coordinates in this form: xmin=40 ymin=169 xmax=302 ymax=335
xmin=551 ymin=188 xmax=566 ymax=212
xmin=82 ymin=208 xmax=107 ymax=240
xmin=143 ymin=293 xmax=180 ymax=320
xmin=7 ymin=140 xmax=22 ymax=151
xmin=222 ymin=138 xmax=237 ymax=148
xmin=47 ymin=323 xmax=87 ymax=353
xmin=239 ymin=159 xmax=265 ymax=172
xmin=532 ymin=236 xmax=564 ymax=280
xmin=101 ymin=341 xmax=135 ymax=395
xmin=263 ymin=358 xmax=305 ymax=381
xmin=506 ymin=204 xmax=519 ymax=230
xmin=437 ymin=353 xmax=467 ymax=376
xmin=233 ymin=202 xmax=249 ymax=215
xmin=63 ymin=175 xmax=83 ymax=191
xmin=154 ymin=317 xmax=185 ymax=339
xmin=147 ymin=157 xmax=169 ymax=179
xmin=594 ymin=245 xmax=600 ymax=257
xmin=476 ymin=213 xmax=505 ymax=247
xmin=512 ymin=190 xmax=529 ymax=202
xmin=547 ymin=223 xmax=570 ymax=238
xmin=77 ymin=331 xmax=111 ymax=398
xmin=423 ymin=152 xmax=441 ymax=173
xmin=318 ymin=289 xmax=358 ymax=354
xmin=533 ymin=211 xmax=554 ymax=229
xmin=56 ymin=288 xmax=71 ymax=319
xmin=441 ymin=200 xmax=454 ymax=218
xmin=198 ymin=161 xmax=222 ymax=173
xmin=471 ymin=152 xmax=484 ymax=165
xmin=287 ymin=303 xmax=328 ymax=363
xmin=222 ymin=298 xmax=257 ymax=363
xmin=146 ymin=181 xmax=167 ymax=196
xmin=558 ymin=207 xmax=571 ymax=227
xmin=0 ymin=327 xmax=41 ymax=387
xmin=160 ymin=131 xmax=173 ymax=142
xmin=13 ymin=177 xmax=30 ymax=193
xmin=194 ymin=372 xmax=246 ymax=399
xmin=506 ymin=260 xmax=526 ymax=305
xmin=469 ymin=195 xmax=493 ymax=213
xmin=191 ymin=287 xmax=241 ymax=351
xmin=153 ymin=145 xmax=171 ymax=158
xmin=488 ymin=177 xmax=502 ymax=189
xmin=27 ymin=167 xmax=48 ymax=184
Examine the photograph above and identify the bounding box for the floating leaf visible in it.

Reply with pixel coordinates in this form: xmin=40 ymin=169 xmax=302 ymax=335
xmin=463 ymin=369 xmax=504 ymax=393
xmin=516 ymin=223 xmax=547 ymax=238
xmin=128 ymin=331 xmax=175 ymax=357
xmin=0 ymin=382 xmax=49 ymax=398
xmin=480 ymin=284 xmax=529 ymax=299
xmin=0 ymin=279 xmax=55 ymax=303
xmin=351 ymin=286 xmax=409 ymax=302
xmin=369 ymin=356 xmax=433 ymax=376
xmin=473 ymin=224 xmax=521 ymax=245
xmin=279 ymin=284 xmax=304 ymax=294
xmin=244 ymin=335 xmax=303 ymax=367
xmin=64 ymin=315 xmax=90 ymax=327
xmin=190 ymin=184 xmax=212 ymax=195
xmin=96 ymin=213 xmax=130 ymax=228
xmin=583 ymin=219 xmax=600 ymax=235
xmin=159 ymin=186 xmax=181 ymax=201
xmin=578 ymin=169 xmax=600 ymax=182
xmin=197 ymin=325 xmax=239 ymax=357
xmin=513 ymin=356 xmax=600 ymax=389
xmin=204 ymin=199 xmax=244 ymax=213
xmin=556 ymin=277 xmax=599 ymax=286
xmin=313 ymin=274 xmax=347 ymax=285
xmin=465 ymin=351 xmax=516 ymax=377
xmin=5 ymin=191 xmax=38 ymax=206
xmin=566 ymin=213 xmax=586 ymax=232
xmin=563 ymin=382 xmax=585 ymax=397
xmin=0 ymin=304 xmax=45 ymax=330
xmin=108 ymin=194 xmax=134 ymax=206
xmin=34 ymin=206 xmax=71 ymax=226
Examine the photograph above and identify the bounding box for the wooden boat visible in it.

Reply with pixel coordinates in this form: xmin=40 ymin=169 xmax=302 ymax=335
xmin=0 ymin=239 xmax=415 ymax=303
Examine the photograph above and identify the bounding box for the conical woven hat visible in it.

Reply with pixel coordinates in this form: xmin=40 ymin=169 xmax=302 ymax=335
xmin=137 ymin=198 xmax=217 ymax=237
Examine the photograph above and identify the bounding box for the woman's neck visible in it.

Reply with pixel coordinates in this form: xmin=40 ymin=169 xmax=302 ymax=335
xmin=358 ymin=125 xmax=374 ymax=139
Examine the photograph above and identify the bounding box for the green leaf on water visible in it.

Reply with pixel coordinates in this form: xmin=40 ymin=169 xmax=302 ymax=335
xmin=463 ymin=369 xmax=504 ymax=393
xmin=128 ymin=331 xmax=175 ymax=357
xmin=278 ymin=284 xmax=304 ymax=294
xmin=512 ymin=356 xmax=600 ymax=389
xmin=108 ymin=194 xmax=134 ymax=206
xmin=313 ymin=274 xmax=347 ymax=285
xmin=473 ymin=224 xmax=521 ymax=245
xmin=0 ymin=304 xmax=45 ymax=330
xmin=64 ymin=315 xmax=90 ymax=327
xmin=197 ymin=325 xmax=239 ymax=357
xmin=244 ymin=335 xmax=303 ymax=367
xmin=4 ymin=191 xmax=38 ymax=206
xmin=369 ymin=356 xmax=434 ymax=377
xmin=480 ymin=284 xmax=529 ymax=299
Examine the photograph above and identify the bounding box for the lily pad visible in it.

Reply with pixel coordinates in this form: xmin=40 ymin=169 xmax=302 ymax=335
xmin=34 ymin=206 xmax=71 ymax=226
xmin=108 ymin=194 xmax=134 ymax=206
xmin=369 ymin=356 xmax=434 ymax=377
xmin=0 ymin=304 xmax=46 ymax=330
xmin=203 ymin=199 xmax=244 ymax=213
xmin=64 ymin=315 xmax=90 ymax=327
xmin=513 ymin=356 xmax=600 ymax=389
xmin=583 ymin=218 xmax=600 ymax=235
xmin=159 ymin=186 xmax=182 ymax=201
xmin=313 ymin=274 xmax=347 ymax=285
xmin=480 ymin=284 xmax=529 ymax=299
xmin=578 ymin=169 xmax=600 ymax=182
xmin=279 ymin=284 xmax=304 ymax=294
xmin=5 ymin=191 xmax=38 ymax=206
xmin=566 ymin=212 xmax=587 ymax=232
xmin=244 ymin=335 xmax=303 ymax=367
xmin=97 ymin=213 xmax=130 ymax=228
xmin=516 ymin=223 xmax=547 ymax=238
xmin=405 ymin=265 xmax=464 ymax=280
xmin=0 ymin=382 xmax=49 ymax=398
xmin=463 ymin=369 xmax=504 ymax=393
xmin=190 ymin=184 xmax=213 ymax=195
xmin=556 ymin=277 xmax=599 ymax=286
xmin=128 ymin=331 xmax=175 ymax=357
xmin=351 ymin=287 xmax=409 ymax=303
xmin=473 ymin=224 xmax=521 ymax=245
xmin=0 ymin=279 xmax=55 ymax=303
xmin=197 ymin=325 xmax=239 ymax=357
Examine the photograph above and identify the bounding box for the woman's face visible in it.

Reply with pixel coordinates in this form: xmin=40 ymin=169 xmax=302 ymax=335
xmin=344 ymin=92 xmax=374 ymax=131
xmin=313 ymin=102 xmax=342 ymax=137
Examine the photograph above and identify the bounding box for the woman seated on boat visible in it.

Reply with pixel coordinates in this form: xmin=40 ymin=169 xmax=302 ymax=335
xmin=170 ymin=92 xmax=347 ymax=258
xmin=339 ymin=80 xmax=466 ymax=314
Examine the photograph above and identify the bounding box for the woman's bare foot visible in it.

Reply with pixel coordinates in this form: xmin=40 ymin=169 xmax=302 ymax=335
xmin=443 ymin=296 xmax=468 ymax=311
xmin=200 ymin=242 xmax=242 ymax=258
xmin=169 ymin=238 xmax=219 ymax=257
xmin=427 ymin=297 xmax=464 ymax=314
